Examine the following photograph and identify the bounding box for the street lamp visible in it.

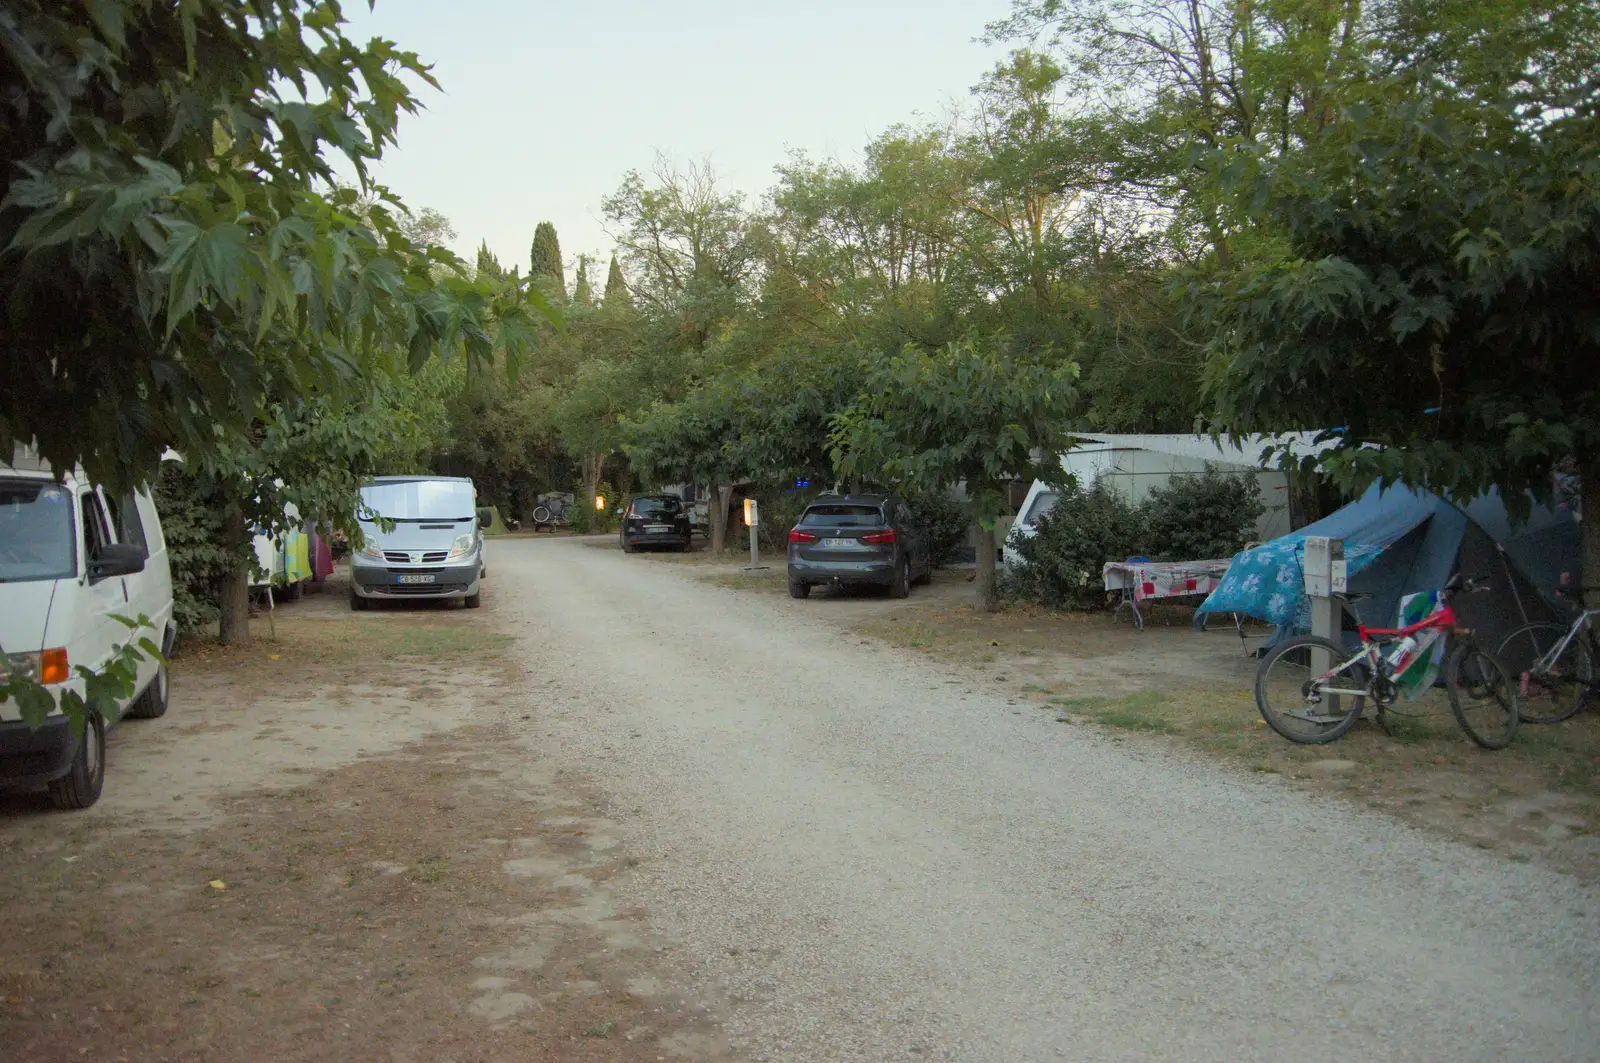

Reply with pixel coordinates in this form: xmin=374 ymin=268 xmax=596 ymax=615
xmin=595 ymin=494 xmax=606 ymax=511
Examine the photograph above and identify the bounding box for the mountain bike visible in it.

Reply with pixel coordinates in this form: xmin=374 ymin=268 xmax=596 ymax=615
xmin=1254 ymin=579 xmax=1519 ymax=749
xmin=1496 ymin=590 xmax=1599 ymax=724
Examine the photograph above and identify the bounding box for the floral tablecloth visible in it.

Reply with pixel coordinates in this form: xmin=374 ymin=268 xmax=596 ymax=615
xmin=1102 ymin=559 xmax=1235 ymax=602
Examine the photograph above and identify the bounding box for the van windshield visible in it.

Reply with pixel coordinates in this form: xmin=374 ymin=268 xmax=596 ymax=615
xmin=0 ymin=480 xmax=76 ymax=582
xmin=359 ymin=480 xmax=475 ymax=523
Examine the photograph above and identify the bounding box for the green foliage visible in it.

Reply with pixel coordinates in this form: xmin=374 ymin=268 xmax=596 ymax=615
xmin=1141 ymin=467 xmax=1264 ymax=561
xmin=1198 ymin=68 xmax=1600 ymax=506
xmin=604 ymin=255 xmax=631 ymax=307
xmin=0 ymin=0 xmax=559 ymax=496
xmin=151 ymin=462 xmax=238 ymax=633
xmin=0 ymin=615 xmax=159 ymax=733
xmin=1004 ymin=482 xmax=1142 ymax=610
xmin=530 ymin=222 xmax=564 ymax=290
xmin=829 ymin=335 xmax=1080 ymax=523
xmin=903 ymin=489 xmax=970 ymax=566
xmin=572 ymin=255 xmax=594 ymax=306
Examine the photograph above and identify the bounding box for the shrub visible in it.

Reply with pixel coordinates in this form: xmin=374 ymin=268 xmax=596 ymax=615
xmin=902 ymin=488 xmax=968 ymax=566
xmin=1003 ymin=482 xmax=1143 ymax=610
xmin=1141 ymin=466 xmax=1264 ymax=561
xmin=151 ymin=462 xmax=238 ymax=636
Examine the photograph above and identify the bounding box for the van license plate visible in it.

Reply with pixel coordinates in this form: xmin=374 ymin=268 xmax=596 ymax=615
xmin=397 ymin=574 xmax=436 ymax=584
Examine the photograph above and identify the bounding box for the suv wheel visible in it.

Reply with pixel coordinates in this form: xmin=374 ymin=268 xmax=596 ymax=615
xmin=890 ymin=556 xmax=911 ymax=599
xmin=788 ymin=580 xmax=811 ymax=599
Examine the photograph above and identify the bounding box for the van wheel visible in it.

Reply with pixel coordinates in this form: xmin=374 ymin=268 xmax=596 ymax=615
xmin=48 ymin=712 xmax=106 ymax=810
xmin=126 ymin=662 xmax=169 ymax=720
xmin=464 ymin=590 xmax=482 ymax=609
xmin=349 ymin=593 xmax=368 ymax=612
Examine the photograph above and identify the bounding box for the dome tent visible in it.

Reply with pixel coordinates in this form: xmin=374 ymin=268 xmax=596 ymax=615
xmin=1195 ymin=482 xmax=1580 ymax=652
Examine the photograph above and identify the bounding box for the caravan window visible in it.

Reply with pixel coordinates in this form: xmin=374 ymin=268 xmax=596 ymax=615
xmin=1023 ymin=491 xmax=1061 ymax=526
xmin=0 ymin=480 xmax=76 ymax=582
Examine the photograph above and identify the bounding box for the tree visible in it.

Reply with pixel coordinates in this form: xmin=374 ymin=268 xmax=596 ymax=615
xmin=829 ymin=336 xmax=1081 ymax=610
xmin=476 ymin=241 xmax=506 ymax=280
xmin=573 ymin=255 xmax=594 ymax=306
xmin=530 ymin=221 xmax=564 ymax=293
xmin=1199 ymin=48 xmax=1600 ymax=595
xmin=0 ymin=0 xmax=555 ymax=497
xmin=604 ymin=255 xmax=632 ymax=307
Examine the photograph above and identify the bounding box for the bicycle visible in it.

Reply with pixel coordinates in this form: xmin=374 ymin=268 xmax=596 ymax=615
xmin=1496 ymin=589 xmax=1599 ymax=724
xmin=1254 ymin=579 xmax=1520 ymax=749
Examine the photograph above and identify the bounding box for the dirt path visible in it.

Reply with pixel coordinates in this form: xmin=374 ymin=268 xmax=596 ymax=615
xmin=0 ymin=576 xmax=726 ymax=1062
xmin=493 ymin=537 xmax=1600 ymax=1063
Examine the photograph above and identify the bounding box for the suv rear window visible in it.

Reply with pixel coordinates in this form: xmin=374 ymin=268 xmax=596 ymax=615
xmin=800 ymin=504 xmax=883 ymax=527
xmin=630 ymin=497 xmax=682 ymax=517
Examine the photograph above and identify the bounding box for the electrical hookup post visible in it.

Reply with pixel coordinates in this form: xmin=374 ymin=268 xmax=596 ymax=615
xmin=743 ymin=498 xmax=768 ymax=571
xmin=1303 ymin=536 xmax=1348 ymax=675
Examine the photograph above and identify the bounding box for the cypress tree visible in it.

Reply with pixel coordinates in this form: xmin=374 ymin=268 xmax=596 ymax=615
xmin=572 ymin=254 xmax=593 ymax=306
xmin=604 ymin=255 xmax=631 ymax=307
xmin=475 ymin=240 xmax=504 ymax=280
xmin=529 ymin=221 xmax=563 ymax=291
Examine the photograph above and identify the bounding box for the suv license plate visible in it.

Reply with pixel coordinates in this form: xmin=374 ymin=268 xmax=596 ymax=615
xmin=646 ymin=524 xmax=670 ymax=532
xmin=397 ymin=574 xmax=437 ymax=584
xmin=820 ymin=538 xmax=858 ymax=549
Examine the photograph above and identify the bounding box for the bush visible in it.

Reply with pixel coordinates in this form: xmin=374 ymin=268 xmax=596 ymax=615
xmin=903 ymin=488 xmax=968 ymax=566
xmin=1141 ymin=466 xmax=1263 ymax=561
xmin=151 ymin=463 xmax=238 ymax=636
xmin=1004 ymin=467 xmax=1267 ymax=610
xmin=1003 ymin=482 xmax=1143 ymax=610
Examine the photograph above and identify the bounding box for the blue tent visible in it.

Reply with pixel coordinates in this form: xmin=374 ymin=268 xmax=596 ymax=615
xmin=1196 ymin=483 xmax=1580 ymax=646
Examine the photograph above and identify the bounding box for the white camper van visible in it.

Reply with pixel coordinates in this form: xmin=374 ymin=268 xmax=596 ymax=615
xmin=0 ymin=451 xmax=176 ymax=809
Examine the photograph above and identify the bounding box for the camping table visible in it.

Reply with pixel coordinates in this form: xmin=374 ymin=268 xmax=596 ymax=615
xmin=1101 ymin=559 xmax=1234 ymax=631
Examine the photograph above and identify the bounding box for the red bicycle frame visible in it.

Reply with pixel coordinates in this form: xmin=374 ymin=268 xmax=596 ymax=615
xmin=1356 ymin=599 xmax=1457 ymax=645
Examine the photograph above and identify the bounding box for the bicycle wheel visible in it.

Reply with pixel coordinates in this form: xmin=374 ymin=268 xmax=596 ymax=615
xmin=1255 ymin=635 xmax=1370 ymax=744
xmin=1446 ymin=642 xmax=1519 ymax=749
xmin=1496 ymin=622 xmax=1591 ymax=724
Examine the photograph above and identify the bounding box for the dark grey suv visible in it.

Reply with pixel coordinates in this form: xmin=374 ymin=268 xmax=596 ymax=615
xmin=786 ymin=494 xmax=931 ymax=599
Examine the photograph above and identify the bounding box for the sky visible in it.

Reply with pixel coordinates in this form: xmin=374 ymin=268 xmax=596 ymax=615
xmin=340 ymin=0 xmax=1014 ymax=282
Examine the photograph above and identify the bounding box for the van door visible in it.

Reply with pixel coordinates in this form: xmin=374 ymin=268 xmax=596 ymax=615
xmin=77 ymin=488 xmax=130 ymax=709
xmin=105 ymin=486 xmax=170 ymax=691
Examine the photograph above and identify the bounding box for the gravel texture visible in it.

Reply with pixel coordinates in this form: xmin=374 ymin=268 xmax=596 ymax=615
xmin=492 ymin=537 xmax=1600 ymax=1062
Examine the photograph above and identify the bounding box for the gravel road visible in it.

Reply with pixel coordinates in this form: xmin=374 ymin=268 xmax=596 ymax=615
xmin=492 ymin=537 xmax=1600 ymax=1063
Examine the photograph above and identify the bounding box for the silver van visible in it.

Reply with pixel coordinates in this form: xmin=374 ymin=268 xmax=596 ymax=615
xmin=349 ymin=476 xmax=484 ymax=610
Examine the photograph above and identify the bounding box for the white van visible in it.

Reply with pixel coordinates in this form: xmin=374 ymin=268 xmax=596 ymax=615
xmin=0 ymin=451 xmax=176 ymax=809
xmin=349 ymin=476 xmax=484 ymax=609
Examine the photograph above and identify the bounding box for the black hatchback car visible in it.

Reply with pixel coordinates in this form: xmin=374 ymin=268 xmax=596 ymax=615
xmin=620 ymin=494 xmax=692 ymax=552
xmin=786 ymin=494 xmax=931 ymax=599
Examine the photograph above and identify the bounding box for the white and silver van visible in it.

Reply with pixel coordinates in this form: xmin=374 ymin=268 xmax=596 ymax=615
xmin=0 ymin=450 xmax=176 ymax=809
xmin=349 ymin=476 xmax=484 ymax=609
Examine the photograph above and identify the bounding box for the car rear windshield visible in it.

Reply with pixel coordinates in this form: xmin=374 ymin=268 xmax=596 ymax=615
xmin=359 ymin=480 xmax=475 ymax=522
xmin=0 ymin=480 xmax=76 ymax=582
xmin=630 ymin=497 xmax=682 ymax=517
xmin=799 ymin=504 xmax=883 ymax=527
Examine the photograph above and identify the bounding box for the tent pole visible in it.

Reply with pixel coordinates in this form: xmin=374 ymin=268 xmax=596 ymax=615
xmin=1497 ymin=543 xmax=1530 ymax=625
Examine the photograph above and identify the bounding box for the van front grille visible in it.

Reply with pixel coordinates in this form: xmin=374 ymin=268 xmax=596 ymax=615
xmin=383 ymin=551 xmax=449 ymax=564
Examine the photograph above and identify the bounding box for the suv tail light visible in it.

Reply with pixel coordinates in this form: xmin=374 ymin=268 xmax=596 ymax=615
xmin=789 ymin=529 xmax=817 ymax=544
xmin=861 ymin=529 xmax=896 ymax=545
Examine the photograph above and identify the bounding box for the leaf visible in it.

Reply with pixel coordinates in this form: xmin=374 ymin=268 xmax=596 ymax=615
xmin=209 ymin=879 xmax=227 ymax=891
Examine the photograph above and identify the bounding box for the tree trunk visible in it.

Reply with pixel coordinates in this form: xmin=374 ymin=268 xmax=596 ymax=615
xmin=218 ymin=510 xmax=250 ymax=646
xmin=974 ymin=522 xmax=999 ymax=613
xmin=1583 ymin=462 xmax=1599 ymax=609
xmin=582 ymin=453 xmax=605 ymax=514
xmin=711 ymin=484 xmax=733 ymax=555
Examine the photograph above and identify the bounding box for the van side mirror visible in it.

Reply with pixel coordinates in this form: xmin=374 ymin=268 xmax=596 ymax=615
xmin=89 ymin=542 xmax=146 ymax=581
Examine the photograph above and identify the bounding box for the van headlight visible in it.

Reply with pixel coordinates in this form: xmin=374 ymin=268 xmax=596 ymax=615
xmin=357 ymin=539 xmax=385 ymax=560
xmin=446 ymin=534 xmax=476 ymax=560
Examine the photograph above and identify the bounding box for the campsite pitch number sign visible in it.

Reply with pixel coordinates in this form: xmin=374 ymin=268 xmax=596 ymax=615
xmin=1303 ymin=537 xmax=1346 ymax=598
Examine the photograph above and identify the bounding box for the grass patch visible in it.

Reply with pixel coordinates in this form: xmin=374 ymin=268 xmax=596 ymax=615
xmin=339 ymin=624 xmax=512 ymax=661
